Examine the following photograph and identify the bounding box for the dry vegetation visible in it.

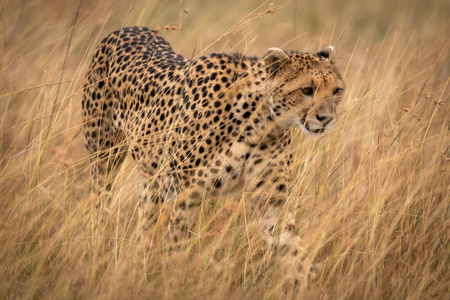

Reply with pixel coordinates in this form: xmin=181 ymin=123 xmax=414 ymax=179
xmin=1 ymin=0 xmax=449 ymax=299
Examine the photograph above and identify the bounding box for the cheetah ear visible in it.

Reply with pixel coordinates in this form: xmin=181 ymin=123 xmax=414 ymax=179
xmin=316 ymin=46 xmax=336 ymax=61
xmin=264 ymin=48 xmax=290 ymax=75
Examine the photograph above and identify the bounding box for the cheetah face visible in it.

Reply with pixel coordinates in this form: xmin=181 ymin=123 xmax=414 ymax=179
xmin=264 ymin=47 xmax=345 ymax=137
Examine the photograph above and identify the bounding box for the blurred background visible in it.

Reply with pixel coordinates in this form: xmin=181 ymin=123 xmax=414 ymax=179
xmin=0 ymin=0 xmax=449 ymax=298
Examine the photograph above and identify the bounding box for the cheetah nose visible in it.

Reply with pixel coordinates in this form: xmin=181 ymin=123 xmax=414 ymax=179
xmin=316 ymin=115 xmax=334 ymax=126
xmin=316 ymin=115 xmax=326 ymax=122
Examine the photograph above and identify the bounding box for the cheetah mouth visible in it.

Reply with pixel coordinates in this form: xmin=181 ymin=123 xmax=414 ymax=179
xmin=299 ymin=119 xmax=326 ymax=136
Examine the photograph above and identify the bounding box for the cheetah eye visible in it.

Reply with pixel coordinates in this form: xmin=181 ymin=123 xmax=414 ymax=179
xmin=301 ymin=87 xmax=314 ymax=96
xmin=333 ymin=87 xmax=342 ymax=96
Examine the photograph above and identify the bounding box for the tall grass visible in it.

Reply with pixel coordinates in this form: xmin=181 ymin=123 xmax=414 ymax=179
xmin=1 ymin=0 xmax=449 ymax=298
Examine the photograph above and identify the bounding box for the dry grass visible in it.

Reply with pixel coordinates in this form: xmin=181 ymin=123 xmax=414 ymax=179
xmin=1 ymin=0 xmax=449 ymax=299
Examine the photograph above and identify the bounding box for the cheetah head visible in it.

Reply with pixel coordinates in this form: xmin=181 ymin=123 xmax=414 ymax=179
xmin=263 ymin=46 xmax=345 ymax=137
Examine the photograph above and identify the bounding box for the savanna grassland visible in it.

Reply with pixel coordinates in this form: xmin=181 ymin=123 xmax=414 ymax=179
xmin=0 ymin=0 xmax=449 ymax=299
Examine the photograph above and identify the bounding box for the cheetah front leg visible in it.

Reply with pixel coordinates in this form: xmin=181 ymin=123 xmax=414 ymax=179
xmin=137 ymin=174 xmax=163 ymax=233
xmin=258 ymin=200 xmax=315 ymax=286
xmin=246 ymin=154 xmax=315 ymax=286
xmin=167 ymin=189 xmax=203 ymax=248
xmin=137 ymin=173 xmax=180 ymax=247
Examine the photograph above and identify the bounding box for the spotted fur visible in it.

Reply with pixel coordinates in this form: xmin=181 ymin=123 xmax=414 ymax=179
xmin=82 ymin=26 xmax=345 ymax=284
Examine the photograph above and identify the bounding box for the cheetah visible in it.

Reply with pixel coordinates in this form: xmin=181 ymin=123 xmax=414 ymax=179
xmin=82 ymin=26 xmax=345 ymax=284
